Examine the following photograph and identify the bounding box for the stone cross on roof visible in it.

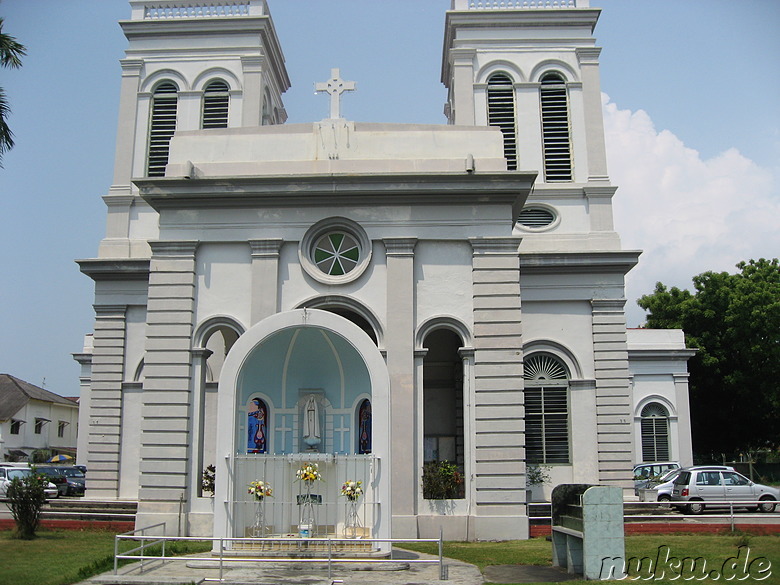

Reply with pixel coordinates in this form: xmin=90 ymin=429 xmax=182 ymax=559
xmin=315 ymin=68 xmax=356 ymax=119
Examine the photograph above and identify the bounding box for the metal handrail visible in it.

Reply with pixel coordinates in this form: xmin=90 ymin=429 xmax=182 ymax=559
xmin=114 ymin=528 xmax=447 ymax=582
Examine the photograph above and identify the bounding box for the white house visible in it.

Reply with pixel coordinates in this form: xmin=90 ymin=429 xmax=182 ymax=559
xmin=0 ymin=374 xmax=79 ymax=462
xmin=75 ymin=0 xmax=693 ymax=543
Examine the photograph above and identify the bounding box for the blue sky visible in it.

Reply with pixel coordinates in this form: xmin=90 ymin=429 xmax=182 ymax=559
xmin=0 ymin=0 xmax=777 ymax=397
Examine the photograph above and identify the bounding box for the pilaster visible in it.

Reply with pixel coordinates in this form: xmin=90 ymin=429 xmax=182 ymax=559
xmin=249 ymin=239 xmax=282 ymax=325
xmin=469 ymin=237 xmax=528 ymax=539
xmin=449 ymin=48 xmax=476 ymax=125
xmin=241 ymin=54 xmax=266 ymax=127
xmin=86 ymin=305 xmax=128 ymax=497
xmin=590 ymin=299 xmax=633 ymax=489
xmin=576 ymin=47 xmax=610 ymax=183
xmin=138 ymin=241 xmax=198 ymax=520
xmin=673 ymin=373 xmax=694 ymax=467
xmin=383 ymin=237 xmax=417 ymax=537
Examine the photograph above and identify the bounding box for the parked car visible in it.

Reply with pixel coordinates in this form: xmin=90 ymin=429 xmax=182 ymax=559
xmin=35 ymin=466 xmax=85 ymax=497
xmin=633 ymin=462 xmax=681 ymax=494
xmin=638 ymin=466 xmax=734 ymax=503
xmin=0 ymin=466 xmax=59 ymax=500
xmin=671 ymin=468 xmax=779 ymax=514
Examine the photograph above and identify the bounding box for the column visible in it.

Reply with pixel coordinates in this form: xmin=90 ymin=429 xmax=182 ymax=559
xmin=591 ymin=299 xmax=633 ymax=490
xmin=576 ymin=47 xmax=610 ymax=184
xmin=470 ymin=237 xmax=527 ymax=540
xmin=86 ymin=305 xmax=127 ymax=497
xmin=249 ymin=239 xmax=282 ymax=325
xmin=383 ymin=237 xmax=417 ymax=537
xmin=137 ymin=241 xmax=198 ymax=532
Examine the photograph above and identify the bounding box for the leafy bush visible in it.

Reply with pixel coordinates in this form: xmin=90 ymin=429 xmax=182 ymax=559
xmin=422 ymin=461 xmax=464 ymax=499
xmin=7 ymin=472 xmax=47 ymax=539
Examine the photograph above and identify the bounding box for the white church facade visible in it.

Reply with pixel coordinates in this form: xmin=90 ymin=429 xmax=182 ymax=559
xmin=76 ymin=0 xmax=694 ymax=543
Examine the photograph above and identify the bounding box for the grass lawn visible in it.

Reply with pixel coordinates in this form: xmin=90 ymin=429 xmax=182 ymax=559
xmin=1 ymin=528 xmax=778 ymax=585
xmin=0 ymin=529 xmax=211 ymax=585
xmin=399 ymin=533 xmax=780 ymax=585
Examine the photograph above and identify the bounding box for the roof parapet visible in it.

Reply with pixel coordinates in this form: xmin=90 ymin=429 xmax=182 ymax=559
xmin=129 ymin=0 xmax=268 ymax=20
xmin=450 ymin=0 xmax=588 ymax=9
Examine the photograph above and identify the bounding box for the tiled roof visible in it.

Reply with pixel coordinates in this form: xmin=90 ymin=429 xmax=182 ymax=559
xmin=0 ymin=374 xmax=77 ymax=421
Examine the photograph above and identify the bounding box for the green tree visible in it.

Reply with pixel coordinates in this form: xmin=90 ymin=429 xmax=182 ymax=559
xmin=7 ymin=471 xmax=47 ymax=540
xmin=0 ymin=17 xmax=26 ymax=166
xmin=638 ymin=258 xmax=780 ymax=459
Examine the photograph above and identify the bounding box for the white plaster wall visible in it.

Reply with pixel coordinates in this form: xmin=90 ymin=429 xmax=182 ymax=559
xmin=194 ymin=243 xmax=252 ymax=327
xmin=521 ymin=300 xmax=594 ymax=376
xmin=415 ymin=241 xmax=474 ymax=330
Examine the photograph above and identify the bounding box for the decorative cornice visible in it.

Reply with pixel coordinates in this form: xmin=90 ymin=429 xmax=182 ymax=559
xmin=135 ymin=172 xmax=536 ymax=213
xmin=519 ymin=251 xmax=640 ymax=275
xmin=576 ymin=47 xmax=602 ymax=64
xmin=383 ymin=238 xmax=418 ymax=256
xmin=77 ymin=258 xmax=151 ymax=282
xmin=149 ymin=240 xmax=199 ymax=257
xmin=470 ymin=237 xmax=522 ymax=254
xmin=591 ymin=298 xmax=627 ymax=311
xmin=249 ymin=238 xmax=283 ymax=257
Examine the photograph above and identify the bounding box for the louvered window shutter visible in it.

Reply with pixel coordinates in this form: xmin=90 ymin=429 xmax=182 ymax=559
xmin=147 ymin=82 xmax=178 ymax=177
xmin=540 ymin=73 xmax=572 ymax=181
xmin=640 ymin=403 xmax=671 ymax=462
xmin=487 ymin=73 xmax=518 ymax=171
xmin=202 ymin=80 xmax=229 ymax=129
xmin=524 ymin=353 xmax=571 ymax=464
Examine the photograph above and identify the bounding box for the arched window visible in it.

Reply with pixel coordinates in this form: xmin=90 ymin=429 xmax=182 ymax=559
xmin=202 ymin=80 xmax=229 ymax=129
xmin=487 ymin=73 xmax=517 ymax=171
xmin=422 ymin=328 xmax=465 ymax=498
xmin=640 ymin=403 xmax=670 ymax=462
xmin=524 ymin=353 xmax=570 ymax=464
xmin=539 ymin=72 xmax=572 ymax=182
xmin=247 ymin=396 xmax=269 ymax=454
xmin=357 ymin=399 xmax=372 ymax=454
xmin=147 ymin=82 xmax=178 ymax=177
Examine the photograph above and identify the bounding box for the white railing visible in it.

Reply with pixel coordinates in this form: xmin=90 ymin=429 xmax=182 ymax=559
xmin=451 ymin=0 xmax=589 ymax=9
xmin=130 ymin=0 xmax=268 ymax=20
xmin=114 ymin=526 xmax=447 ymax=582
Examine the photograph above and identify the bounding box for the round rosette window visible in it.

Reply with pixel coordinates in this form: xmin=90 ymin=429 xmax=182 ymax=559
xmin=300 ymin=218 xmax=372 ymax=284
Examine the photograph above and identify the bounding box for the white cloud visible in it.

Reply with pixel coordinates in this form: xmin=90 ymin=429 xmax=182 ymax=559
xmin=602 ymin=94 xmax=780 ymax=327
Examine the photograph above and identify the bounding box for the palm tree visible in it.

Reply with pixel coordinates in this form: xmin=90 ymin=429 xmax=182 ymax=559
xmin=0 ymin=17 xmax=26 ymax=167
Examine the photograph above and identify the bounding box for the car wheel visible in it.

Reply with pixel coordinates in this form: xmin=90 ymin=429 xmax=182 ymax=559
xmin=687 ymin=500 xmax=705 ymax=515
xmin=657 ymin=494 xmax=671 ymax=507
xmin=758 ymin=497 xmax=777 ymax=513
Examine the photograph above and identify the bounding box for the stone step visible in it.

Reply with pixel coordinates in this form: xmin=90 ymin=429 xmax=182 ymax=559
xmin=40 ymin=499 xmax=138 ymax=524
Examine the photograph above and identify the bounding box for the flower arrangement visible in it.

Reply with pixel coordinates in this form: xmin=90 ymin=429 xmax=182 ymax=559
xmin=295 ymin=462 xmax=322 ymax=483
xmin=248 ymin=479 xmax=273 ymax=500
xmin=340 ymin=480 xmax=363 ymax=501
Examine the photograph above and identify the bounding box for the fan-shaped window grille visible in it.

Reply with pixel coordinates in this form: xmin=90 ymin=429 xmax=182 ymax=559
xmin=641 ymin=402 xmax=670 ymax=462
xmin=524 ymin=353 xmax=568 ymax=380
xmin=524 ymin=353 xmax=569 ymax=464
xmin=518 ymin=207 xmax=555 ymax=229
xmin=147 ymin=82 xmax=178 ymax=177
xmin=540 ymin=72 xmax=572 ymax=182
xmin=202 ymin=80 xmax=229 ymax=129
xmin=487 ymin=73 xmax=517 ymax=171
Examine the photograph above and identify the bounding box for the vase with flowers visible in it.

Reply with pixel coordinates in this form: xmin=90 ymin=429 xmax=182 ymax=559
xmin=248 ymin=480 xmax=272 ymax=536
xmin=295 ymin=462 xmax=322 ymax=537
xmin=341 ymin=479 xmax=363 ymax=538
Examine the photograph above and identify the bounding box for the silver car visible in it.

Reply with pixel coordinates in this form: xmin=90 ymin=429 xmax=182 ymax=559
xmin=671 ymin=468 xmax=779 ymax=514
xmin=0 ymin=466 xmax=59 ymax=500
xmin=638 ymin=465 xmax=735 ymax=503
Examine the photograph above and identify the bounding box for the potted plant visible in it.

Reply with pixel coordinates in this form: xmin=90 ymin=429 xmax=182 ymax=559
xmin=526 ymin=464 xmax=551 ymax=502
xmin=422 ymin=461 xmax=463 ymax=500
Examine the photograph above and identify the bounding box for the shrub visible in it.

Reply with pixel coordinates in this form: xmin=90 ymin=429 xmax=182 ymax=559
xmin=422 ymin=461 xmax=464 ymax=499
xmin=7 ymin=472 xmax=47 ymax=539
